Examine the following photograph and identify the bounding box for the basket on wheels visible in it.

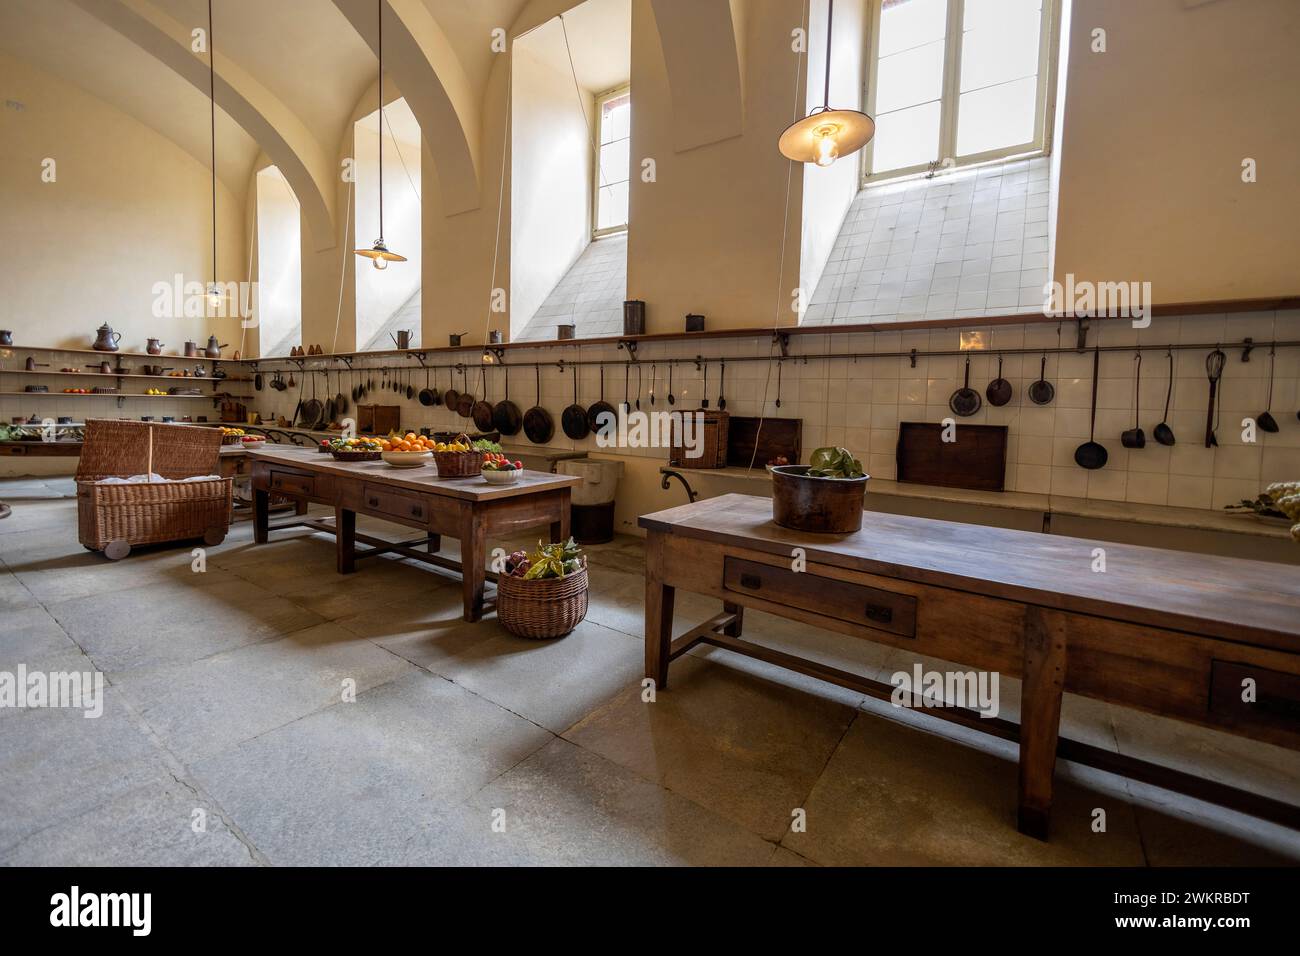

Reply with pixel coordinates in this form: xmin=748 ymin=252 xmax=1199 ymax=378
xmin=75 ymin=419 xmax=231 ymax=560
xmin=496 ymin=563 xmax=589 ymax=639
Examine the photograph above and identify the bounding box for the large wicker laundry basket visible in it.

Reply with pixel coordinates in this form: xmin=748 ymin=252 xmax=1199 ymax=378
xmin=75 ymin=420 xmax=231 ymax=560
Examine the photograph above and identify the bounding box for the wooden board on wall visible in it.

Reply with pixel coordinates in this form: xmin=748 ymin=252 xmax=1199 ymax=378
xmin=896 ymin=422 xmax=1008 ymax=491
xmin=726 ymin=416 xmax=802 ymax=468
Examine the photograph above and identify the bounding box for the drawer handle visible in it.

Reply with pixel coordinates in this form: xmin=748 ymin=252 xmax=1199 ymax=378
xmin=739 ymin=573 xmax=762 ymax=590
xmin=410 ymin=505 xmax=422 ymax=517
xmin=865 ymin=603 xmax=893 ymax=625
xmin=368 ymin=497 xmax=379 ymax=507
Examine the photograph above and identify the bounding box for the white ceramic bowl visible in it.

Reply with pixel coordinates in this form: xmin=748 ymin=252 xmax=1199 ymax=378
xmin=481 ymin=468 xmax=521 ymax=484
xmin=381 ymin=450 xmax=432 ymax=468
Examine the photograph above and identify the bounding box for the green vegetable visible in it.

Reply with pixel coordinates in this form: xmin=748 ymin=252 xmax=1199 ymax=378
xmin=522 ymin=537 xmax=584 ymax=579
xmin=472 ymin=439 xmax=503 ymax=453
xmin=806 ymin=446 xmax=865 ymax=479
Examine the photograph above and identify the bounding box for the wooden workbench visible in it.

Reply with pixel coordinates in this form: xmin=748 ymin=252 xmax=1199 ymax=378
xmin=640 ymin=493 xmax=1300 ymax=839
xmin=248 ymin=446 xmax=579 ymax=622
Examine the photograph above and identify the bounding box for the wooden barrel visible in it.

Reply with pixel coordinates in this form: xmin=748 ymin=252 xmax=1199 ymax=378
xmin=770 ymin=465 xmax=869 ymax=534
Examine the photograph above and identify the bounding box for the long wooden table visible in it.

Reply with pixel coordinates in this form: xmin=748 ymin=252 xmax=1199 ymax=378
xmin=640 ymin=493 xmax=1300 ymax=839
xmin=248 ymin=446 xmax=579 ymax=622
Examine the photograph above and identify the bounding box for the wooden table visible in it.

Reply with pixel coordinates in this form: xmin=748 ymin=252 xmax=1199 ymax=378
xmin=248 ymin=447 xmax=579 ymax=622
xmin=640 ymin=493 xmax=1300 ymax=839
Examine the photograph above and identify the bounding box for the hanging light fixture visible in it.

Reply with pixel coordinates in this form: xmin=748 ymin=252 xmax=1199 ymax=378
xmin=205 ymin=0 xmax=224 ymax=308
xmin=355 ymin=0 xmax=406 ymax=270
xmin=778 ymin=0 xmax=874 ymax=167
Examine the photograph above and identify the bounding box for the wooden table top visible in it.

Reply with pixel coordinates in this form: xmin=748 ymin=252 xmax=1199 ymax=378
xmin=640 ymin=493 xmax=1300 ymax=654
xmin=246 ymin=445 xmax=580 ymax=502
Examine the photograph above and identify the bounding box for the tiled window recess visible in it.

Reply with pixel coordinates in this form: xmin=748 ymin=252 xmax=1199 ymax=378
xmin=516 ymin=232 xmax=628 ymax=341
xmin=223 ymin=309 xmax=1299 ymax=512
xmin=361 ymin=287 xmax=422 ymax=351
xmin=806 ymin=157 xmax=1051 ymax=325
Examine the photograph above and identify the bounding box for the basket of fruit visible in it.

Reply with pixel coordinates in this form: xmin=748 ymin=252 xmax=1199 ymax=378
xmin=497 ymin=538 xmax=588 ymax=639
xmin=430 ymin=434 xmax=485 ymax=478
xmin=325 ymin=436 xmax=383 ymax=461
xmin=481 ymin=450 xmax=524 ymax=484
xmin=220 ymin=426 xmax=246 ymax=446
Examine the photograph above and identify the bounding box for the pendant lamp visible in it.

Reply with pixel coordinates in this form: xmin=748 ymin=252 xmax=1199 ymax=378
xmin=778 ymin=0 xmax=875 ymax=166
xmin=355 ymin=0 xmax=406 ymax=270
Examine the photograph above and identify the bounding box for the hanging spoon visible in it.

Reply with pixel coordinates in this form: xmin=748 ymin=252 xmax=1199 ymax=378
xmin=667 ymin=363 xmax=675 ymax=405
xmin=775 ymin=360 xmax=783 ymax=409
xmin=621 ymin=362 xmax=630 ymax=414
xmin=1257 ymin=342 xmax=1279 ymax=433
xmin=701 ymin=360 xmax=710 ymax=409
xmin=649 ymin=364 xmax=657 ymax=406
xmin=635 ymin=363 xmax=642 ymax=411
xmin=717 ymin=360 xmax=727 ymax=410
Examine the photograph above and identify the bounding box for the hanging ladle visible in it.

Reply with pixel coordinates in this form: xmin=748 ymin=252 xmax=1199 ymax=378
xmin=1120 ymin=351 xmax=1145 ymax=449
xmin=1074 ymin=345 xmax=1108 ymax=470
xmin=717 ymin=360 xmax=727 ymax=410
xmin=667 ymin=363 xmax=675 ymax=405
xmin=701 ymin=361 xmax=710 ymax=409
xmin=775 ymin=360 xmax=783 ymax=409
xmin=1153 ymin=349 xmax=1176 ymax=446
xmin=1257 ymin=342 xmax=1279 ymax=433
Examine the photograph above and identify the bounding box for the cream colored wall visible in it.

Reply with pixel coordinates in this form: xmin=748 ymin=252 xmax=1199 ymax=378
xmin=1052 ymin=0 xmax=1300 ymax=302
xmin=0 ymin=53 xmax=246 ymax=355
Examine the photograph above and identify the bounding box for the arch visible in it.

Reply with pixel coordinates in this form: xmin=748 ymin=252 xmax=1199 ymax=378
xmin=331 ymin=0 xmax=480 ymax=215
xmin=71 ymin=0 xmax=337 ymax=250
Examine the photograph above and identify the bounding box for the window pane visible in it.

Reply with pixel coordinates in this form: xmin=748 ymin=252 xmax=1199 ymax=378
xmin=599 ymin=138 xmax=629 ymax=187
xmin=877 ymin=0 xmax=947 ymax=58
xmin=874 ymin=39 xmax=944 ymax=114
xmin=597 ymin=181 xmax=628 ymax=231
xmin=964 ymin=0 xmax=1040 ymax=32
xmin=601 ymin=94 xmax=630 ymax=144
xmin=871 ymin=100 xmax=941 ymax=172
xmin=956 ymin=76 xmax=1037 ymax=155
xmin=961 ymin=2 xmax=1041 ymax=92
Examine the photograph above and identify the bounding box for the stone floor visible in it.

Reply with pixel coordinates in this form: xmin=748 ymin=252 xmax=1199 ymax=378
xmin=1 ymin=475 xmax=1297 ymax=866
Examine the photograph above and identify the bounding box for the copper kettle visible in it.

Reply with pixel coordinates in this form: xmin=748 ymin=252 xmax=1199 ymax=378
xmin=92 ymin=323 xmax=122 ymax=352
xmin=203 ymin=335 xmax=228 ymax=359
xmin=146 ymin=338 xmax=164 ymax=355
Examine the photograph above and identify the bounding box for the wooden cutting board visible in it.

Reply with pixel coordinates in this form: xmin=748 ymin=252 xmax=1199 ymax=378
xmin=726 ymin=416 xmax=802 ymax=468
xmin=896 ymin=421 xmax=1008 ymax=491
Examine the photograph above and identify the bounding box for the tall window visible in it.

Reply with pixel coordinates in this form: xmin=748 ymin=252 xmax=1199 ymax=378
xmin=255 ymin=166 xmax=301 ymax=358
xmin=593 ymin=88 xmax=630 ymax=236
xmin=864 ymin=0 xmax=1056 ymax=180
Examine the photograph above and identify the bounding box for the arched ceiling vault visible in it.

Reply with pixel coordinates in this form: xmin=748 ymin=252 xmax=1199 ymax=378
xmin=70 ymin=0 xmax=338 ymax=250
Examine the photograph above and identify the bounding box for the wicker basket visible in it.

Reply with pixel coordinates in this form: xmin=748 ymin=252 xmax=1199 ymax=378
xmin=432 ymin=436 xmax=484 ymax=478
xmin=330 ymin=448 xmax=381 ymax=462
xmin=496 ymin=564 xmax=589 ymax=639
xmin=75 ymin=419 xmax=231 ymax=559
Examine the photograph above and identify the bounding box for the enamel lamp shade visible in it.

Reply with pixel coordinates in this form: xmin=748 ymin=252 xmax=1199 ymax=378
xmin=355 ymin=0 xmax=403 ymax=269
xmin=779 ymin=0 xmax=874 ymax=166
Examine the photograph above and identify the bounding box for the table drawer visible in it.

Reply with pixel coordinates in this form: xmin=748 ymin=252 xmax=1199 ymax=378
xmin=269 ymin=468 xmax=323 ymax=498
xmin=362 ymin=483 xmax=429 ymax=523
xmin=1210 ymin=659 xmax=1300 ymax=734
xmin=723 ymin=556 xmax=916 ymax=639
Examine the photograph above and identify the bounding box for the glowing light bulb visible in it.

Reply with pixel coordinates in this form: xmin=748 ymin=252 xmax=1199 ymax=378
xmin=373 ymin=256 xmax=387 ymax=271
xmin=813 ymin=126 xmax=839 ymax=167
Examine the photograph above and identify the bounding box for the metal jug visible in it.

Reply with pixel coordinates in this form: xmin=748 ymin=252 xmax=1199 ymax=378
xmin=92 ymin=323 xmax=122 ymax=352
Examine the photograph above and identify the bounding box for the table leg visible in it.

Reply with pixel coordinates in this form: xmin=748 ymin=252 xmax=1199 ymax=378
xmin=645 ymin=533 xmax=676 ymax=690
xmin=253 ymin=488 xmax=269 ymax=544
xmin=336 ymin=506 xmax=356 ymax=574
xmin=723 ymin=600 xmax=745 ymax=637
xmin=460 ymin=510 xmax=487 ymax=622
xmin=427 ymin=533 xmax=441 ymax=554
xmin=1017 ymin=606 xmax=1067 ymax=840
xmin=295 ymin=498 xmax=309 ymax=515
xmin=550 ymin=488 xmax=571 ymax=543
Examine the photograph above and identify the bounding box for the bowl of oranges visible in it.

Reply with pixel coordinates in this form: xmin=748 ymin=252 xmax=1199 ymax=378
xmin=378 ymin=432 xmax=435 ymax=468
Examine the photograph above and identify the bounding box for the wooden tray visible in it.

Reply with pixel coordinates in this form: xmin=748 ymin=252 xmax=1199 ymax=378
xmin=896 ymin=421 xmax=1008 ymax=492
xmin=725 ymin=416 xmax=802 ymax=468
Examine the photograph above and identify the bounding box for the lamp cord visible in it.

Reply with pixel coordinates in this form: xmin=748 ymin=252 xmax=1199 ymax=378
xmin=208 ymin=0 xmax=217 ymax=290
xmin=376 ymin=0 xmax=384 ymax=243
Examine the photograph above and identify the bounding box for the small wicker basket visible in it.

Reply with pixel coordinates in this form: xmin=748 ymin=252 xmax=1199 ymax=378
xmin=432 ymin=435 xmax=483 ymax=478
xmin=330 ymin=448 xmax=381 ymax=462
xmin=496 ymin=563 xmax=589 ymax=639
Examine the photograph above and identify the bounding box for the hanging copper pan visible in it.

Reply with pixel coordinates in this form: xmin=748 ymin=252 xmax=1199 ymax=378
xmin=492 ymin=364 xmax=523 ymax=436
xmin=472 ymin=366 xmax=495 ymax=431
xmin=523 ymin=365 xmax=554 ymax=443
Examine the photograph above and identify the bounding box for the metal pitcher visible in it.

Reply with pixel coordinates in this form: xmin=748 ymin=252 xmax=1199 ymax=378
xmin=390 ymin=330 xmax=413 ymax=350
xmin=92 ymin=323 xmax=122 ymax=352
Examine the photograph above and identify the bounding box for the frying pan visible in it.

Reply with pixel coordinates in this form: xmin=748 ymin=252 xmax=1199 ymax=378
xmin=405 ymin=366 xmax=415 ymax=401
xmin=418 ymin=365 xmax=437 ymax=406
xmin=1153 ymin=350 xmax=1176 ymax=446
xmin=986 ymin=354 xmax=1013 ymax=407
xmin=455 ymin=367 xmax=475 ymax=418
xmin=523 ymin=365 xmax=554 ymax=444
xmin=472 ymin=367 xmax=495 ymax=432
xmin=562 ymin=365 xmax=590 ymax=440
xmin=443 ymin=367 xmax=462 ymax=413
xmin=254 ymin=371 xmax=263 ymax=391
xmin=1027 ymin=354 xmax=1054 ymax=405
xmin=493 ymin=364 xmax=523 ymax=436
xmin=1074 ymin=346 xmax=1108 ymax=470
xmin=334 ymin=368 xmax=348 ymax=416
xmin=949 ymin=355 xmax=982 ymax=417
xmin=587 ymin=365 xmax=617 ymax=433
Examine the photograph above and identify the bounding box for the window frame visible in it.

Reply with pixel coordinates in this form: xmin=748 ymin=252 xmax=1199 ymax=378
xmin=860 ymin=0 xmax=1060 ymax=185
xmin=591 ymin=85 xmax=631 ymax=240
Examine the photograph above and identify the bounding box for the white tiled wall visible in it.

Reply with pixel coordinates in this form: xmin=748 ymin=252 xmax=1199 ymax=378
xmin=516 ymin=232 xmax=628 ymax=341
xmin=805 ymin=157 xmax=1051 ymax=324
xmin=212 ymin=308 xmax=1300 ymax=514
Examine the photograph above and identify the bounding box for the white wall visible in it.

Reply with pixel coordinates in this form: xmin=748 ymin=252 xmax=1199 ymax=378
xmin=509 ymin=19 xmax=595 ymax=337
